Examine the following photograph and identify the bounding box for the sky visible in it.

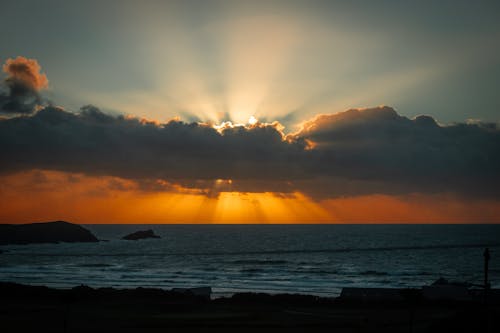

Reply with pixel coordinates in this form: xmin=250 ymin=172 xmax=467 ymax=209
xmin=1 ymin=0 xmax=500 ymax=223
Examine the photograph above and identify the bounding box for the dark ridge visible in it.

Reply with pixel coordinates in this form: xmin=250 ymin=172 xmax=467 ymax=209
xmin=122 ymin=229 xmax=160 ymax=241
xmin=0 ymin=221 xmax=98 ymax=245
xmin=0 ymin=282 xmax=209 ymax=303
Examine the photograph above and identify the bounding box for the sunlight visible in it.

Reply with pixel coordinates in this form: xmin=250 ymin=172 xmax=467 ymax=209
xmin=211 ymin=191 xmax=332 ymax=223
xmin=221 ymin=15 xmax=302 ymax=124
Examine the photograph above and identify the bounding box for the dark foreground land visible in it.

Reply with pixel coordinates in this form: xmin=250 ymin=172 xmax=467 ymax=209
xmin=1 ymin=283 xmax=499 ymax=332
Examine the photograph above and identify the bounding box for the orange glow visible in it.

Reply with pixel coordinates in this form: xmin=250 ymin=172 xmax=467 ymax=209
xmin=321 ymin=194 xmax=500 ymax=223
xmin=0 ymin=170 xmax=499 ymax=224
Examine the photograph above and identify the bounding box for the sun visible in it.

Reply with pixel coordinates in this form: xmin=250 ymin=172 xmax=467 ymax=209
xmin=248 ymin=115 xmax=258 ymax=125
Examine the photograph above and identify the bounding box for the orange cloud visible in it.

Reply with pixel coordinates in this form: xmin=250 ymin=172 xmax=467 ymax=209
xmin=322 ymin=194 xmax=500 ymax=223
xmin=3 ymin=56 xmax=48 ymax=91
xmin=1 ymin=170 xmax=499 ymax=224
xmin=0 ymin=170 xmax=331 ymax=224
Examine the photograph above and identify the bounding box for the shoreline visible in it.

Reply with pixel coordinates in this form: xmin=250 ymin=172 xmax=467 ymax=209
xmin=2 ymin=282 xmax=499 ymax=332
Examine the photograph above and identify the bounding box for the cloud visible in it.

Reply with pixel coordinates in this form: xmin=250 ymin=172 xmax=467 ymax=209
xmin=0 ymin=105 xmax=306 ymax=180
xmin=292 ymin=106 xmax=500 ymax=198
xmin=0 ymin=105 xmax=499 ymax=199
xmin=3 ymin=57 xmax=48 ymax=90
xmin=0 ymin=56 xmax=48 ymax=114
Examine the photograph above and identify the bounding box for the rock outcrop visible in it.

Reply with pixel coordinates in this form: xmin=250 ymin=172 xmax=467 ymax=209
xmin=0 ymin=221 xmax=99 ymax=245
xmin=122 ymin=229 xmax=160 ymax=241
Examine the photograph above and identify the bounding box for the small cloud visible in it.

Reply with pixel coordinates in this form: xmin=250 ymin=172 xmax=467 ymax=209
xmin=0 ymin=56 xmax=48 ymax=114
xmin=3 ymin=56 xmax=48 ymax=90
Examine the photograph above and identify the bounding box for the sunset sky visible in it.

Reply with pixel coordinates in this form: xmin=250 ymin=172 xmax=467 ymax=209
xmin=1 ymin=0 xmax=500 ymax=223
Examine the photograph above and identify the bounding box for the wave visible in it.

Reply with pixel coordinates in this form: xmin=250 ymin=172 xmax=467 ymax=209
xmin=77 ymin=263 xmax=113 ymax=268
xmin=289 ymin=268 xmax=339 ymax=275
xmin=359 ymin=270 xmax=388 ymax=276
xmin=240 ymin=268 xmax=265 ymax=273
xmin=394 ymin=271 xmax=433 ymax=276
xmin=230 ymin=260 xmax=288 ymax=265
xmin=2 ymin=242 xmax=499 ymax=257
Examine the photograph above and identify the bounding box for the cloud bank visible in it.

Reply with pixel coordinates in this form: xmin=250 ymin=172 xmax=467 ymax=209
xmin=0 ymin=56 xmax=48 ymax=114
xmin=1 ymin=104 xmax=499 ymax=199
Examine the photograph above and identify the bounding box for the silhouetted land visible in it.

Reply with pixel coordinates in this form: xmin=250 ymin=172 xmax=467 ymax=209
xmin=1 ymin=282 xmax=499 ymax=332
xmin=0 ymin=221 xmax=98 ymax=245
xmin=122 ymin=229 xmax=161 ymax=240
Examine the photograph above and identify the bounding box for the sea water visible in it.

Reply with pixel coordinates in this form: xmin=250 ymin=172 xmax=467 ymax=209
xmin=1 ymin=224 xmax=499 ymax=297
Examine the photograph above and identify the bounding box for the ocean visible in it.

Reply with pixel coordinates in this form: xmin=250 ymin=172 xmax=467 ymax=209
xmin=1 ymin=224 xmax=499 ymax=297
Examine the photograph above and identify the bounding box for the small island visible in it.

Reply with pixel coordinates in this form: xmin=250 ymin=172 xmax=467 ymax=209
xmin=122 ymin=229 xmax=161 ymax=241
xmin=0 ymin=221 xmax=99 ymax=245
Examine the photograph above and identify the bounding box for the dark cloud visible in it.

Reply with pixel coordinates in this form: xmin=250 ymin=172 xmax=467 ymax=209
xmin=0 ymin=105 xmax=307 ymax=181
xmin=0 ymin=57 xmax=48 ymax=114
xmin=0 ymin=105 xmax=499 ymax=199
xmin=292 ymin=106 xmax=500 ymax=198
